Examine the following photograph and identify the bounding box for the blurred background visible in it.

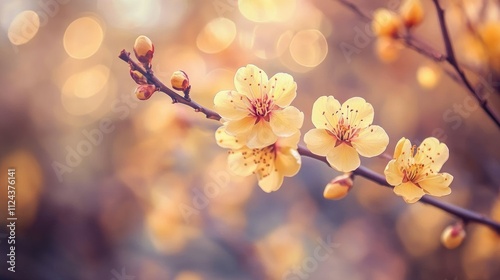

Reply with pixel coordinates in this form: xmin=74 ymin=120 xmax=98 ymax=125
xmin=0 ymin=0 xmax=500 ymax=279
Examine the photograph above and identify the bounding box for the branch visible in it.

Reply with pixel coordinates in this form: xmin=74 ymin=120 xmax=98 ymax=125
xmin=431 ymin=0 xmax=500 ymax=128
xmin=335 ymin=0 xmax=500 ymax=129
xmin=118 ymin=49 xmax=500 ymax=234
xmin=119 ymin=50 xmax=221 ymax=121
xmin=297 ymin=146 xmax=500 ymax=233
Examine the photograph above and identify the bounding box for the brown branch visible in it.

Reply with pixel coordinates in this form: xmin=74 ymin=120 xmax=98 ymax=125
xmin=118 ymin=49 xmax=500 ymax=234
xmin=431 ymin=0 xmax=500 ymax=128
xmin=119 ymin=50 xmax=221 ymax=121
xmin=297 ymin=146 xmax=500 ymax=233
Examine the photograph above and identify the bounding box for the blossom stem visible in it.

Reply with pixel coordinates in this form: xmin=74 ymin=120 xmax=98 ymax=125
xmin=335 ymin=0 xmax=500 ymax=129
xmin=118 ymin=49 xmax=500 ymax=234
xmin=119 ymin=50 xmax=221 ymax=121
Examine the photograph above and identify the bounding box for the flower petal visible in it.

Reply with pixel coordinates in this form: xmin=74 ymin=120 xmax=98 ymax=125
xmin=341 ymin=97 xmax=374 ymax=128
xmin=393 ymin=137 xmax=409 ymax=159
xmin=258 ymin=170 xmax=284 ymax=193
xmin=304 ymin=129 xmax=335 ymax=156
xmin=269 ymin=106 xmax=304 ymax=137
xmin=234 ymin=64 xmax=269 ymax=100
xmin=417 ymin=173 xmax=453 ymax=196
xmin=268 ymin=73 xmax=296 ymax=107
xmin=228 ymin=148 xmax=258 ymax=176
xmin=326 ymin=143 xmax=361 ymax=172
xmin=276 ymin=131 xmax=301 ymax=149
xmin=351 ymin=125 xmax=389 ymax=157
xmin=214 ymin=90 xmax=251 ymax=120
xmin=215 ymin=126 xmax=245 ymax=149
xmin=246 ymin=121 xmax=278 ymax=148
xmin=393 ymin=181 xmax=425 ymax=203
xmin=384 ymin=159 xmax=403 ymax=186
xmin=416 ymin=137 xmax=449 ymax=171
xmin=312 ymin=96 xmax=341 ymax=130
xmin=225 ymin=116 xmax=255 ymax=136
xmin=275 ymin=147 xmax=301 ymax=177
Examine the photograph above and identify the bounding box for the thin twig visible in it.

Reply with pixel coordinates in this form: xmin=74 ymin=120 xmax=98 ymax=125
xmin=118 ymin=49 xmax=500 ymax=234
xmin=119 ymin=50 xmax=221 ymax=121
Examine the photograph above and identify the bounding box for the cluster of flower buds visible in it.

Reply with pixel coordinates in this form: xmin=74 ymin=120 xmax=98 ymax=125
xmin=441 ymin=222 xmax=466 ymax=249
xmin=323 ymin=173 xmax=354 ymax=200
xmin=130 ymin=35 xmax=192 ymax=101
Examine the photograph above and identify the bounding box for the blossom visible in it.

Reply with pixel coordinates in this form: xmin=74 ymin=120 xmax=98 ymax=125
xmin=384 ymin=137 xmax=453 ymax=203
xmin=214 ymin=64 xmax=304 ymax=148
xmin=372 ymin=9 xmax=402 ymax=38
xmin=400 ymin=0 xmax=424 ymax=28
xmin=304 ymin=96 xmax=389 ymax=172
xmin=216 ymin=126 xmax=301 ymax=192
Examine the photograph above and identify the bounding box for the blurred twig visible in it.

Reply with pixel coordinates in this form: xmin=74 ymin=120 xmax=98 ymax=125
xmin=297 ymin=146 xmax=500 ymax=233
xmin=431 ymin=0 xmax=500 ymax=128
xmin=118 ymin=49 xmax=500 ymax=235
xmin=335 ymin=0 xmax=500 ymax=129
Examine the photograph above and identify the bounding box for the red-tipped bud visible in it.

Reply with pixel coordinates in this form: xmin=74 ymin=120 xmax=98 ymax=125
xmin=133 ymin=35 xmax=154 ymax=67
xmin=135 ymin=84 xmax=156 ymax=100
xmin=130 ymin=69 xmax=148 ymax=85
xmin=170 ymin=70 xmax=190 ymax=91
xmin=441 ymin=223 xmax=466 ymax=249
xmin=323 ymin=173 xmax=354 ymax=200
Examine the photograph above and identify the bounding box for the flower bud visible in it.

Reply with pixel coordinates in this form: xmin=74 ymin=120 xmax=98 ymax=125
xmin=441 ymin=223 xmax=466 ymax=249
xmin=372 ymin=9 xmax=402 ymax=38
xmin=375 ymin=37 xmax=402 ymax=63
xmin=171 ymin=70 xmax=190 ymax=91
xmin=135 ymin=84 xmax=156 ymax=100
xmin=130 ymin=69 xmax=148 ymax=85
xmin=400 ymin=0 xmax=424 ymax=28
xmin=133 ymin=35 xmax=154 ymax=66
xmin=323 ymin=173 xmax=353 ymax=200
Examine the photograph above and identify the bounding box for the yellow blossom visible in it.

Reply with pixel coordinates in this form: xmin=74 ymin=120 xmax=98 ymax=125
xmin=216 ymin=126 xmax=301 ymax=193
xmin=214 ymin=64 xmax=304 ymax=148
xmin=304 ymin=96 xmax=389 ymax=172
xmin=384 ymin=137 xmax=453 ymax=203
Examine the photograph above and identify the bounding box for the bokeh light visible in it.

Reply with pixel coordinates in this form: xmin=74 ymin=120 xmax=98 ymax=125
xmin=289 ymin=29 xmax=328 ymax=68
xmin=8 ymin=10 xmax=40 ymax=45
xmin=238 ymin=0 xmax=297 ymax=22
xmin=63 ymin=16 xmax=104 ymax=59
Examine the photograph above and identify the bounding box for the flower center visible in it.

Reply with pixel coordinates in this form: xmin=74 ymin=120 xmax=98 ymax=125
xmin=330 ymin=118 xmax=361 ymax=146
xmin=402 ymin=163 xmax=424 ymax=182
xmin=251 ymin=95 xmax=274 ymax=122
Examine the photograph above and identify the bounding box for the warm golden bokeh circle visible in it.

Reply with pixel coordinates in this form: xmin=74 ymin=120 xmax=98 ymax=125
xmin=8 ymin=10 xmax=40 ymax=45
xmin=63 ymin=16 xmax=104 ymax=59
